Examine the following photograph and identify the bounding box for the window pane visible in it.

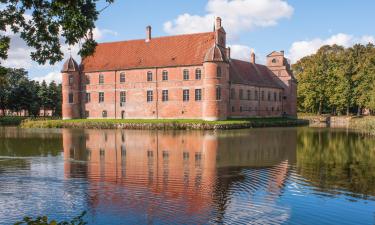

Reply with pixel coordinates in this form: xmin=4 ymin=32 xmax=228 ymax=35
xmin=147 ymin=90 xmax=153 ymax=102
xmin=195 ymin=89 xmax=202 ymax=101
xmin=68 ymin=93 xmax=73 ymax=103
xmin=217 ymin=67 xmax=222 ymax=78
xmin=120 ymin=73 xmax=126 ymax=83
xmin=162 ymin=90 xmax=168 ymax=101
xmin=216 ymin=86 xmax=221 ymax=100
xmin=195 ymin=69 xmax=201 ymax=80
xmin=183 ymin=70 xmax=189 ymax=80
xmin=120 ymin=91 xmax=126 ymax=103
xmin=99 ymin=74 xmax=104 ymax=84
xmin=147 ymin=72 xmax=152 ymax=81
xmin=183 ymin=89 xmax=189 ymax=101
xmin=162 ymin=71 xmax=168 ymax=81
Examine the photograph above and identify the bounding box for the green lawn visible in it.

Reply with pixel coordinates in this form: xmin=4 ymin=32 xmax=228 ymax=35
xmin=20 ymin=117 xmax=307 ymax=129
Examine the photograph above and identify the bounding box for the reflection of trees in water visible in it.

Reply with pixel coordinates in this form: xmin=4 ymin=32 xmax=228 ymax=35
xmin=296 ymin=128 xmax=375 ymax=198
xmin=0 ymin=127 xmax=62 ymax=157
xmin=216 ymin=128 xmax=297 ymax=167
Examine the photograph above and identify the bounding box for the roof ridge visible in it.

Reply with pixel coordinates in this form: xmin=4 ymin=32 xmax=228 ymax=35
xmin=97 ymin=31 xmax=215 ymax=46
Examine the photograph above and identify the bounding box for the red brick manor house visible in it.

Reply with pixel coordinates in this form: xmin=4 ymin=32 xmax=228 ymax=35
xmin=61 ymin=17 xmax=296 ymax=120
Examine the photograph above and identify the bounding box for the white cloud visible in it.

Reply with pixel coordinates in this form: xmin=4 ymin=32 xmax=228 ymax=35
xmin=229 ymin=44 xmax=251 ymax=61
xmin=288 ymin=33 xmax=375 ymax=63
xmin=33 ymin=71 xmax=62 ymax=84
xmin=163 ymin=0 xmax=293 ymax=38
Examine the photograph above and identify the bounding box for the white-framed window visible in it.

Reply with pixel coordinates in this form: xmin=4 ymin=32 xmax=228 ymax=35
xmin=195 ymin=69 xmax=201 ymax=80
xmin=162 ymin=90 xmax=168 ymax=101
xmin=195 ymin=89 xmax=202 ymax=101
xmin=147 ymin=90 xmax=153 ymax=102
xmin=120 ymin=91 xmax=126 ymax=103
xmin=162 ymin=70 xmax=168 ymax=81
xmin=183 ymin=69 xmax=189 ymax=80
xmin=183 ymin=89 xmax=189 ymax=101
xmin=120 ymin=72 xmax=126 ymax=83
xmin=147 ymin=71 xmax=153 ymax=81
xmin=99 ymin=73 xmax=104 ymax=84
xmin=99 ymin=92 xmax=104 ymax=103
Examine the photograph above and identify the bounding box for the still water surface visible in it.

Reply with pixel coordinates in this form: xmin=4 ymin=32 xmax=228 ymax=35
xmin=0 ymin=127 xmax=375 ymax=224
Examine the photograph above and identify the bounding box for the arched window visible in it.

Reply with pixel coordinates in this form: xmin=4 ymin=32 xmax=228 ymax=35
xmin=272 ymin=58 xmax=277 ymax=64
xmin=195 ymin=69 xmax=202 ymax=80
xmin=120 ymin=72 xmax=126 ymax=83
xmin=99 ymin=73 xmax=104 ymax=84
xmin=217 ymin=66 xmax=222 ymax=78
xmin=183 ymin=69 xmax=189 ymax=80
xmin=68 ymin=75 xmax=73 ymax=85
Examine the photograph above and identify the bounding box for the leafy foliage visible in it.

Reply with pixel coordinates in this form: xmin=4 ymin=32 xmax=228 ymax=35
xmin=14 ymin=211 xmax=87 ymax=225
xmin=293 ymin=43 xmax=375 ymax=115
xmin=0 ymin=0 xmax=114 ymax=65
xmin=0 ymin=67 xmax=62 ymax=116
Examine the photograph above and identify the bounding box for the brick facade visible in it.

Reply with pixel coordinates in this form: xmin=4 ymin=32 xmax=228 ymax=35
xmin=61 ymin=17 xmax=296 ymax=120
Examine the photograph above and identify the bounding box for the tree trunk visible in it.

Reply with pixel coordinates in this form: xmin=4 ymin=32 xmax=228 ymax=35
xmin=318 ymin=101 xmax=323 ymax=115
xmin=346 ymin=105 xmax=350 ymax=116
xmin=357 ymin=106 xmax=361 ymax=116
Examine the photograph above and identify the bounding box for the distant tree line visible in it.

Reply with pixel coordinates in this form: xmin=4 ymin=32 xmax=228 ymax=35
xmin=293 ymin=43 xmax=375 ymax=115
xmin=0 ymin=67 xmax=62 ymax=117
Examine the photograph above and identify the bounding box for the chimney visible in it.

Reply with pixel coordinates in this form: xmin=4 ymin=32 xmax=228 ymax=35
xmin=226 ymin=47 xmax=231 ymax=59
xmin=280 ymin=50 xmax=285 ymax=55
xmin=216 ymin=17 xmax=222 ymax=30
xmin=146 ymin=25 xmax=152 ymax=42
xmin=250 ymin=49 xmax=255 ymax=64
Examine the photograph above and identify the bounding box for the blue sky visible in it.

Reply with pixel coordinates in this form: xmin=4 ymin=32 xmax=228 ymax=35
xmin=2 ymin=0 xmax=375 ymax=83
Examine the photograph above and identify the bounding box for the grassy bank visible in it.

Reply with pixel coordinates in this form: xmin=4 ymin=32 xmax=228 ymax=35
xmin=349 ymin=116 xmax=375 ymax=135
xmin=20 ymin=117 xmax=308 ymax=130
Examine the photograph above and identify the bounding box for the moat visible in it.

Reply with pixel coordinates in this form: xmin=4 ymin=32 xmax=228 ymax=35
xmin=1 ymin=127 xmax=375 ymax=224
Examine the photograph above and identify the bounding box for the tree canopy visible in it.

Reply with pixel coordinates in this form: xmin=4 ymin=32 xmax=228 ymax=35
xmin=0 ymin=0 xmax=114 ymax=65
xmin=0 ymin=67 xmax=61 ymax=116
xmin=293 ymin=43 xmax=375 ymax=115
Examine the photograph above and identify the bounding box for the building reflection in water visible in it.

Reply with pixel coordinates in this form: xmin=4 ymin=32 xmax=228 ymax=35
xmin=63 ymin=128 xmax=296 ymax=224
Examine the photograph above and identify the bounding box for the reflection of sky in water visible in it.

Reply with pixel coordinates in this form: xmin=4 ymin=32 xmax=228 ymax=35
xmin=0 ymin=127 xmax=375 ymax=225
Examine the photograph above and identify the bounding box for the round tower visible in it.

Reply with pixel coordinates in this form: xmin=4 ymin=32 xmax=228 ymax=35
xmin=61 ymin=57 xmax=81 ymax=120
xmin=202 ymin=44 xmax=229 ymax=120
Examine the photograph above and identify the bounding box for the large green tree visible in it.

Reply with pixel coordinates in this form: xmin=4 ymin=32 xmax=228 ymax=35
xmin=293 ymin=43 xmax=375 ymax=115
xmin=0 ymin=0 xmax=114 ymax=65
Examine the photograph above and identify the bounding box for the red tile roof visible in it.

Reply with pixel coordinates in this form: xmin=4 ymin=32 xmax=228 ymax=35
xmin=229 ymin=59 xmax=284 ymax=89
xmin=81 ymin=32 xmax=216 ymax=72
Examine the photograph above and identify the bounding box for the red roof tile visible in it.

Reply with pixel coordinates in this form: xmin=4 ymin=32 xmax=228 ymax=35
xmin=81 ymin=32 xmax=216 ymax=72
xmin=229 ymin=59 xmax=284 ymax=89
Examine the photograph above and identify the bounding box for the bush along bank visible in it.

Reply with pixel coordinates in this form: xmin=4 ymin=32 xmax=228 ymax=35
xmin=20 ymin=118 xmax=309 ymax=130
xmin=0 ymin=116 xmax=28 ymax=126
